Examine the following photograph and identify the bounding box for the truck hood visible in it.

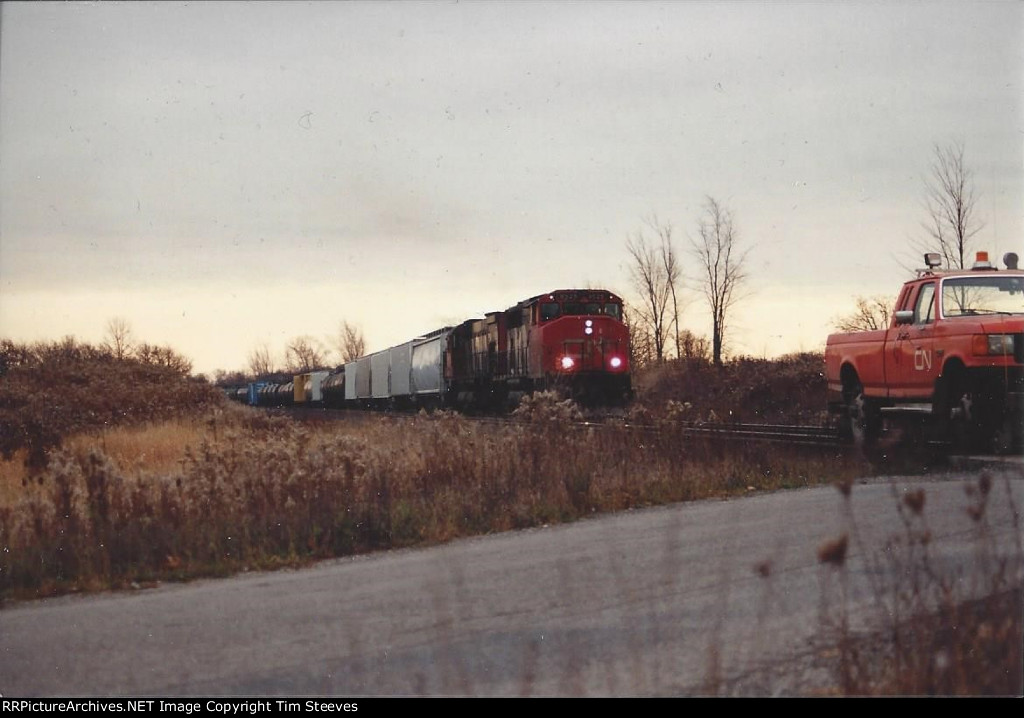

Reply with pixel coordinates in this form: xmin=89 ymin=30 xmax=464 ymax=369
xmin=976 ymin=316 xmax=1024 ymax=333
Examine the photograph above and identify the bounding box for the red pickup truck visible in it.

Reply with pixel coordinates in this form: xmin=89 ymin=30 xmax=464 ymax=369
xmin=826 ymin=251 xmax=1023 ymax=452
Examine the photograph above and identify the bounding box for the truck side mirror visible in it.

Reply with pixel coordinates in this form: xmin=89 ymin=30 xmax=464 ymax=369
xmin=894 ymin=310 xmax=914 ymax=325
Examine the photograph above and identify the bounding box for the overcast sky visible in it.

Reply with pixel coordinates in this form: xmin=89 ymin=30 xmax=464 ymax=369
xmin=1 ymin=1 xmax=1021 ymax=375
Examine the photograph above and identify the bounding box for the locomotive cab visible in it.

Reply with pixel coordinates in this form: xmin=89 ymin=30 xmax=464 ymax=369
xmin=525 ymin=290 xmax=632 ymax=404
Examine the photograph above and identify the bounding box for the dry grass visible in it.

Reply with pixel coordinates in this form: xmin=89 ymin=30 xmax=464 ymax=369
xmin=0 ymin=400 xmax=868 ymax=600
xmin=814 ymin=471 xmax=1023 ymax=696
xmin=830 ymin=587 xmax=1023 ymax=696
xmin=69 ymin=420 xmax=210 ymax=477
xmin=0 ymin=449 xmax=31 ymax=507
xmin=0 ymin=419 xmax=213 ymax=507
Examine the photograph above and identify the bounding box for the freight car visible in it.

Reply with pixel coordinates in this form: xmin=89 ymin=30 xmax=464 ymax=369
xmin=231 ymin=289 xmax=632 ymax=411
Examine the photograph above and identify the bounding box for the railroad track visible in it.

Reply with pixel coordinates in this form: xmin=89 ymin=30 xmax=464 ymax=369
xmin=565 ymin=418 xmax=841 ymax=447
xmin=645 ymin=420 xmax=840 ymax=446
xmin=275 ymin=406 xmax=1024 ymax=462
xmin=281 ymin=406 xmax=843 ymax=447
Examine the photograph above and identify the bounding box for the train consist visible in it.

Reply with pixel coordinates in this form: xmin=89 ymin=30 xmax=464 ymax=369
xmin=230 ymin=289 xmax=632 ymax=411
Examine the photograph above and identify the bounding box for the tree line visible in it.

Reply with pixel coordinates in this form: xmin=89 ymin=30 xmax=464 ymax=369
xmin=240 ymin=320 xmax=367 ymax=382
xmin=24 ymin=317 xmax=196 ymax=376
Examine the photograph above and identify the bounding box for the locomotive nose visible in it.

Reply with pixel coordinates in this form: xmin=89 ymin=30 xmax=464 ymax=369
xmin=552 ymin=317 xmax=629 ymax=374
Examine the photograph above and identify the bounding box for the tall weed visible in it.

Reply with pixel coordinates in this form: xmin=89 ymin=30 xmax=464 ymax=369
xmin=0 ymin=409 xmax=865 ymax=598
xmin=815 ymin=472 xmax=1023 ymax=695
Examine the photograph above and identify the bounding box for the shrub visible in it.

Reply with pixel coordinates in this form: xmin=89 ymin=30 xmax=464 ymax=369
xmin=636 ymin=352 xmax=828 ymax=425
xmin=0 ymin=338 xmax=225 ymax=469
xmin=816 ymin=472 xmax=1023 ymax=695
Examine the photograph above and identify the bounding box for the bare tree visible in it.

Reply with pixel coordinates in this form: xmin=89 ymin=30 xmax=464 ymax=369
xmin=625 ymin=218 xmax=678 ymax=363
xmin=622 ymin=303 xmax=654 ymax=369
xmin=103 ymin=317 xmax=134 ymax=360
xmin=334 ymin=321 xmax=367 ymax=364
xmin=656 ymin=219 xmax=684 ymax=360
xmin=214 ymin=368 xmax=248 ymax=387
xmin=832 ymin=295 xmax=894 ymax=333
xmin=919 ymin=141 xmax=984 ymax=269
xmin=135 ymin=342 xmax=193 ymax=375
xmin=247 ymin=342 xmax=276 ymax=377
xmin=285 ymin=336 xmax=326 ymax=373
xmin=677 ymin=329 xmax=711 ymax=362
xmin=690 ymin=196 xmax=749 ymax=367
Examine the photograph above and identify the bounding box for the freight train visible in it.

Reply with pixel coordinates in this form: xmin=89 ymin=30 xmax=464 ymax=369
xmin=229 ymin=289 xmax=632 ymax=411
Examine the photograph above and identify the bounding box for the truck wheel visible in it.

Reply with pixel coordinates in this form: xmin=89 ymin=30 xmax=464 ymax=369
xmin=952 ymin=390 xmax=1018 ymax=455
xmin=843 ymin=381 xmax=879 ymax=447
xmin=990 ymin=411 xmax=1019 ymax=455
xmin=947 ymin=381 xmax=999 ymax=454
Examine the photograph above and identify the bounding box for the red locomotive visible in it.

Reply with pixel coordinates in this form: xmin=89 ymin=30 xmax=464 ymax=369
xmin=449 ymin=289 xmax=632 ymax=409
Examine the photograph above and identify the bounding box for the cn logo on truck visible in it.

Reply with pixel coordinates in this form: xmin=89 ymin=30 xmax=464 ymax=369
xmin=914 ymin=348 xmax=933 ymax=371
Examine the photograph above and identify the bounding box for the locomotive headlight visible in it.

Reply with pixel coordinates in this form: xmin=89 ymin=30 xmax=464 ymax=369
xmin=973 ymin=334 xmax=1015 ymax=356
xmin=585 ymin=319 xmax=593 ymax=327
xmin=560 ymin=356 xmax=576 ymax=370
xmin=609 ymin=356 xmax=623 ymax=369
xmin=584 ymin=327 xmax=593 ymax=335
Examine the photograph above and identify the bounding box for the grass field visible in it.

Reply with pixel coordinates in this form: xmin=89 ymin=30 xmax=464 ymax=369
xmin=0 ymin=401 xmax=869 ymax=597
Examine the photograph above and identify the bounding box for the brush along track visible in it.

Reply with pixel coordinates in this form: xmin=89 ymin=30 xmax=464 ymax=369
xmin=281 ymin=406 xmax=842 ymax=447
xmin=277 ymin=406 xmax=1024 ymax=465
xmin=627 ymin=420 xmax=841 ymax=446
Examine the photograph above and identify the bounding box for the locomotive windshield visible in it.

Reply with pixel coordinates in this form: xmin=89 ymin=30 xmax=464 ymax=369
xmin=563 ymin=302 xmax=603 ymax=315
xmin=541 ymin=303 xmax=560 ymax=321
xmin=941 ymin=276 xmax=1024 ymax=317
xmin=540 ymin=301 xmax=623 ymax=321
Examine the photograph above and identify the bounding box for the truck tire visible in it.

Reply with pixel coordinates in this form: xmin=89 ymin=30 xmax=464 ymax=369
xmin=842 ymin=379 xmax=880 ymax=447
xmin=945 ymin=375 xmax=992 ymax=454
xmin=947 ymin=380 xmax=1018 ymax=455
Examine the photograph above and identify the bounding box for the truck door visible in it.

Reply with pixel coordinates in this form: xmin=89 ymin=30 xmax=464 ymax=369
xmin=893 ymin=281 xmax=938 ymax=398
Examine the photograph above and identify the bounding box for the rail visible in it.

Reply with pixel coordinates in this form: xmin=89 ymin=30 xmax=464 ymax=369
xmin=281 ymin=406 xmax=842 ymax=447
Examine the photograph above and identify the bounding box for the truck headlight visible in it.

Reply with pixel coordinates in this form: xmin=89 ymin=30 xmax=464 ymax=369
xmin=973 ymin=334 xmax=1015 ymax=355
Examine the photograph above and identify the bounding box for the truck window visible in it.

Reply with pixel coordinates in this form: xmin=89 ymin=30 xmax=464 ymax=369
xmin=914 ymin=283 xmax=936 ymax=324
xmin=896 ymin=285 xmax=914 ymax=312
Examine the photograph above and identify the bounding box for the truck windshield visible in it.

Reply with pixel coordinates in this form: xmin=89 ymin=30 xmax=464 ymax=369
xmin=941 ymin=276 xmax=1024 ymax=317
